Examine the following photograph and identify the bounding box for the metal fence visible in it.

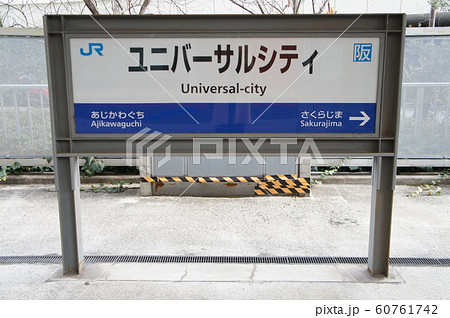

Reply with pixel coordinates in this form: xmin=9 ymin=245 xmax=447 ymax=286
xmin=0 ymin=27 xmax=449 ymax=161
xmin=399 ymin=28 xmax=450 ymax=159
xmin=0 ymin=85 xmax=51 ymax=157
xmin=399 ymin=82 xmax=450 ymax=158
xmin=0 ymin=29 xmax=51 ymax=158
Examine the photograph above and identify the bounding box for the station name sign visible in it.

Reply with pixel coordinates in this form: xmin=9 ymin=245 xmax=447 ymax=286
xmin=70 ymin=37 xmax=380 ymax=134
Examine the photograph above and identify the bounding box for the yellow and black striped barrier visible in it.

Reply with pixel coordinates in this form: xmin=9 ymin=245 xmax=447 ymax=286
xmin=255 ymin=174 xmax=310 ymax=196
xmin=140 ymin=174 xmax=310 ymax=196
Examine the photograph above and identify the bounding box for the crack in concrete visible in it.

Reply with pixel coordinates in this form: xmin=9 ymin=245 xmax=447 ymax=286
xmin=250 ymin=264 xmax=257 ymax=281
xmin=179 ymin=265 xmax=188 ymax=281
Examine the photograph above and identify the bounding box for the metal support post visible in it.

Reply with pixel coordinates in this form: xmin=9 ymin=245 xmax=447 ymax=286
xmin=55 ymin=156 xmax=84 ymax=274
xmin=368 ymin=156 xmax=396 ymax=277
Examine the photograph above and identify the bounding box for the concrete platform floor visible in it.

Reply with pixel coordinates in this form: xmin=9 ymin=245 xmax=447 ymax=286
xmin=0 ymin=183 xmax=449 ymax=299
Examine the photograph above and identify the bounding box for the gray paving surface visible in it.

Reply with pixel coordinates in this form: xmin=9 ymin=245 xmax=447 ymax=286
xmin=0 ymin=183 xmax=449 ymax=299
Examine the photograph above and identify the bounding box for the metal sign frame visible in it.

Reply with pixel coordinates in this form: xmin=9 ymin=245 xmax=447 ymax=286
xmin=44 ymin=14 xmax=405 ymax=277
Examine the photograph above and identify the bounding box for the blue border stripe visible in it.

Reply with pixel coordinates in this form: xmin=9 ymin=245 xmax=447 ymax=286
xmin=74 ymin=102 xmax=376 ymax=134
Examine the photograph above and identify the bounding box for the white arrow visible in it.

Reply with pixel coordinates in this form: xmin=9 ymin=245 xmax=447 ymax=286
xmin=349 ymin=111 xmax=370 ymax=126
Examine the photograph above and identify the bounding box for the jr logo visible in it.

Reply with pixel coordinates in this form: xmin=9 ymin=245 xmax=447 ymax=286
xmin=353 ymin=43 xmax=372 ymax=62
xmin=80 ymin=43 xmax=104 ymax=56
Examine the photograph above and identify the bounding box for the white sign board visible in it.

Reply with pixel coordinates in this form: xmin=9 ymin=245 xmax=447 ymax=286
xmin=69 ymin=37 xmax=380 ymax=134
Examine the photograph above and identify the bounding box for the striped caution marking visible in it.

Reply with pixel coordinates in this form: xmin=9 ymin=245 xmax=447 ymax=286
xmin=140 ymin=177 xmax=157 ymax=183
xmin=265 ymin=174 xmax=300 ymax=181
xmin=140 ymin=175 xmax=310 ymax=196
xmin=256 ymin=175 xmax=310 ymax=196
xmin=158 ymin=176 xmax=197 ymax=183
xmin=140 ymin=176 xmax=264 ymax=183
xmin=255 ymin=183 xmax=309 ymax=195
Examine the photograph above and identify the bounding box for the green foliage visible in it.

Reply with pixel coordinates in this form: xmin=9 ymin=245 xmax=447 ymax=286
xmin=408 ymin=170 xmax=448 ymax=197
xmin=312 ymin=157 xmax=348 ymax=185
xmin=0 ymin=161 xmax=55 ymax=181
xmin=81 ymin=180 xmax=131 ymax=193
xmin=0 ymin=162 xmax=21 ymax=181
xmin=81 ymin=157 xmax=105 ymax=176
xmin=28 ymin=165 xmax=54 ymax=173
xmin=0 ymin=166 xmax=8 ymax=181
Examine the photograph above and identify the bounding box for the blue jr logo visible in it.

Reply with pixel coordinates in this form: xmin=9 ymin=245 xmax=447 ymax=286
xmin=353 ymin=43 xmax=372 ymax=62
xmin=80 ymin=43 xmax=104 ymax=56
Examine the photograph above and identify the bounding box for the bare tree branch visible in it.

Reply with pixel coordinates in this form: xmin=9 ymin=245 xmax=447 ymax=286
xmin=227 ymin=0 xmax=336 ymax=15
xmin=100 ymin=0 xmax=112 ymax=14
xmin=266 ymin=1 xmax=288 ymax=14
xmin=169 ymin=0 xmax=187 ymax=14
xmin=317 ymin=0 xmax=329 ymax=14
xmin=293 ymin=0 xmax=302 ymax=14
xmin=0 ymin=1 xmax=29 ymax=26
xmin=128 ymin=1 xmax=142 ymax=14
xmin=255 ymin=0 xmax=266 ymax=14
xmin=229 ymin=0 xmax=257 ymax=14
xmin=139 ymin=0 xmax=151 ymax=14
xmin=83 ymin=0 xmax=100 ymax=14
